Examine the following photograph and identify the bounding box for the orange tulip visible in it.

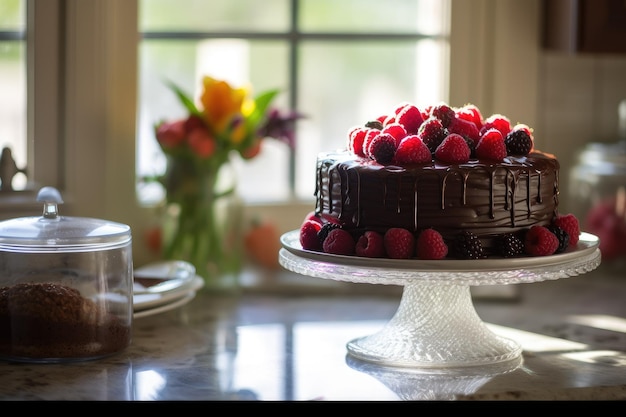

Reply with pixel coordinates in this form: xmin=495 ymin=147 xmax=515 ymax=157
xmin=200 ymin=76 xmax=248 ymax=134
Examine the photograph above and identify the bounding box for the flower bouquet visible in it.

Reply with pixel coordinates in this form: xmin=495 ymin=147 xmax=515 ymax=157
xmin=148 ymin=75 xmax=300 ymax=292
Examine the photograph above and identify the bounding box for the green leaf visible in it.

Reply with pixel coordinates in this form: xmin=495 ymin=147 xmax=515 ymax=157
xmin=248 ymin=89 xmax=280 ymax=124
xmin=165 ymin=79 xmax=202 ymax=116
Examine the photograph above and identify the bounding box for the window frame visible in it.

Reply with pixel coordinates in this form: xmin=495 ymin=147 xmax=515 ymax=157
xmin=14 ymin=0 xmax=541 ymax=267
xmin=138 ymin=0 xmax=451 ymax=203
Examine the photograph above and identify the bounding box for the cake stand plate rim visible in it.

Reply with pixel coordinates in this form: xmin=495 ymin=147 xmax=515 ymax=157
xmin=280 ymin=230 xmax=600 ymax=272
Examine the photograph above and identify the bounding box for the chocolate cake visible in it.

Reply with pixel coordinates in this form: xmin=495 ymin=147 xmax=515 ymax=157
xmin=315 ymin=149 xmax=560 ymax=256
xmin=0 ymin=282 xmax=130 ymax=361
xmin=299 ymin=101 xmax=580 ymax=260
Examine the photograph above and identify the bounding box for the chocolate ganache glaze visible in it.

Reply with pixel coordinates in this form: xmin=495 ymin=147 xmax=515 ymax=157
xmin=314 ymin=150 xmax=560 ymax=255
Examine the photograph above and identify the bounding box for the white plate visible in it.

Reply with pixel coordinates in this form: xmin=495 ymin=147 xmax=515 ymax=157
xmin=133 ymin=260 xmax=196 ymax=295
xmin=281 ymin=230 xmax=600 ymax=272
xmin=134 ymin=291 xmax=197 ymax=319
xmin=133 ymin=276 xmax=204 ymax=312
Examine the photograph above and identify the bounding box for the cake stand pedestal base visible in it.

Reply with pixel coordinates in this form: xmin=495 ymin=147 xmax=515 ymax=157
xmin=279 ymin=230 xmax=601 ymax=372
xmin=347 ymin=282 xmax=521 ymax=368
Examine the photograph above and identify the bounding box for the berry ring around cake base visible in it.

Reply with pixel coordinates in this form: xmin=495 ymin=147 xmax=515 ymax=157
xmin=279 ymin=231 xmax=601 ymax=369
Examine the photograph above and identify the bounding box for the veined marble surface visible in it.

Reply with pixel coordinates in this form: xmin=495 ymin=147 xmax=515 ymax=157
xmin=0 ymin=265 xmax=625 ymax=401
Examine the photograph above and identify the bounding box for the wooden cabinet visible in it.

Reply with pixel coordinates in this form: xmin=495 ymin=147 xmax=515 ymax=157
xmin=543 ymin=0 xmax=626 ymax=54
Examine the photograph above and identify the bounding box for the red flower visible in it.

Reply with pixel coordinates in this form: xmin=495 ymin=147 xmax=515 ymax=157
xmin=187 ymin=127 xmax=217 ymax=158
xmin=156 ymin=119 xmax=186 ymax=148
xmin=240 ymin=138 xmax=262 ymax=159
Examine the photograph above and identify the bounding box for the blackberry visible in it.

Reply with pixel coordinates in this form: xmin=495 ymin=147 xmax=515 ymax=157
xmin=418 ymin=117 xmax=448 ymax=153
xmin=461 ymin=135 xmax=477 ymax=158
xmin=547 ymin=225 xmax=570 ymax=254
xmin=499 ymin=233 xmax=524 ymax=258
xmin=430 ymin=103 xmax=455 ymax=127
xmin=504 ymin=129 xmax=533 ymax=156
xmin=317 ymin=223 xmax=341 ymax=245
xmin=370 ymin=133 xmax=397 ymax=164
xmin=453 ymin=231 xmax=485 ymax=259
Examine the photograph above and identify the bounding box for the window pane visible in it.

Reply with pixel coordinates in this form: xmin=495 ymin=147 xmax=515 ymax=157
xmin=137 ymin=0 xmax=450 ymax=205
xmin=300 ymin=0 xmax=448 ymax=35
xmin=0 ymin=0 xmax=26 ymax=191
xmin=294 ymin=40 xmax=448 ymax=200
xmin=0 ymin=0 xmax=24 ymax=30
xmin=137 ymin=39 xmax=291 ymax=204
xmin=139 ymin=0 xmax=290 ymax=32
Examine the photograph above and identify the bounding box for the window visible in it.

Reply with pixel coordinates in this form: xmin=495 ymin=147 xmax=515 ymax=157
xmin=0 ymin=0 xmax=26 ymax=192
xmin=4 ymin=0 xmax=540 ymax=266
xmin=137 ymin=0 xmax=450 ymax=204
xmin=0 ymin=0 xmax=63 ymax=219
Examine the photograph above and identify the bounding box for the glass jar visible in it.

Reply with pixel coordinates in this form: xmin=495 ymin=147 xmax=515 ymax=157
xmin=0 ymin=186 xmax=133 ymax=363
xmin=569 ymin=100 xmax=626 ymax=270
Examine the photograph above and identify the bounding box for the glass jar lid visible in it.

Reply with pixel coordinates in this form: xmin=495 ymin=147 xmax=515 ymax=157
xmin=0 ymin=186 xmax=131 ymax=252
xmin=575 ymin=140 xmax=626 ymax=176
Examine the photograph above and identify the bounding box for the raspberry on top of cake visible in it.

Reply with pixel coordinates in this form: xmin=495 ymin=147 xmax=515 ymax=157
xmin=299 ymin=101 xmax=581 ymax=260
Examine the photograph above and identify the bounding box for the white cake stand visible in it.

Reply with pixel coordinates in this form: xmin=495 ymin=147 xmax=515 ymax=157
xmin=279 ymin=230 xmax=601 ymax=370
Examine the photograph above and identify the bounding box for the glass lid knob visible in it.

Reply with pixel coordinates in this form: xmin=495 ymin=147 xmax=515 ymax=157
xmin=36 ymin=186 xmax=64 ymax=219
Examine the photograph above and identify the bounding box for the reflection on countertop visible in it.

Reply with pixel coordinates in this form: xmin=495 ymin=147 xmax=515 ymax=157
xmin=0 ymin=265 xmax=625 ymax=401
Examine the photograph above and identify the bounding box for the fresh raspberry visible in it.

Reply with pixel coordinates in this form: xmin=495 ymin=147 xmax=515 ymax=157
xmin=394 ymin=135 xmax=432 ymax=164
xmin=547 ymin=224 xmax=570 ymax=254
xmin=355 ymin=231 xmax=386 ymax=258
xmin=369 ymin=133 xmax=397 ymax=164
xmin=452 ymin=231 xmax=485 ymax=259
xmin=348 ymin=127 xmax=368 ymax=157
xmin=475 ymin=128 xmax=507 ymax=161
xmin=300 ymin=219 xmax=322 ymax=251
xmin=301 ymin=211 xmax=323 ymax=227
xmin=381 ymin=123 xmax=408 ymax=146
xmin=393 ymin=102 xmax=412 ymax=114
xmin=362 ymin=128 xmax=381 ymax=158
xmin=524 ymin=225 xmax=559 ymax=256
xmin=504 ymin=128 xmax=533 ymax=156
xmin=456 ymin=104 xmax=483 ymax=131
xmin=420 ymin=105 xmax=433 ymax=121
xmin=382 ymin=115 xmax=396 ymax=126
xmin=417 ymin=117 xmax=448 ymax=153
xmin=430 ymin=102 xmax=456 ymax=127
xmin=416 ymin=228 xmax=448 ymax=260
xmin=434 ymin=133 xmax=471 ymax=164
xmin=481 ymin=114 xmax=511 ymax=138
xmin=383 ymin=228 xmax=415 ymax=259
xmin=553 ymin=213 xmax=580 ymax=246
xmin=449 ymin=116 xmax=480 ymax=145
xmin=498 ymin=233 xmax=525 ymax=258
xmin=347 ymin=125 xmax=360 ymax=141
xmin=396 ymin=103 xmax=424 ymax=135
xmin=322 ymin=228 xmax=356 ymax=255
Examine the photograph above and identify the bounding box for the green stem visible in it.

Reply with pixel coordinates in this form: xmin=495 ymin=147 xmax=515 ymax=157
xmin=161 ymin=157 xmax=240 ymax=288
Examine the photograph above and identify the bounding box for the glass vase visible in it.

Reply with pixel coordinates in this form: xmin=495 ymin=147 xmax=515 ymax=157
xmin=161 ymin=159 xmax=243 ymax=294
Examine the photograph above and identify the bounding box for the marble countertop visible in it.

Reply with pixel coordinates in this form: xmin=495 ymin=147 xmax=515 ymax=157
xmin=1 ymin=265 xmax=625 ymax=401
